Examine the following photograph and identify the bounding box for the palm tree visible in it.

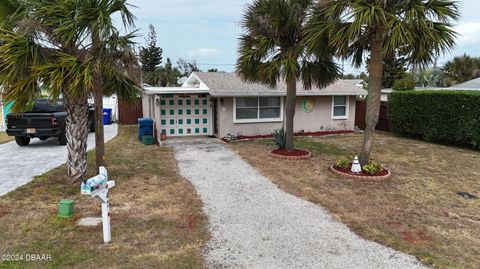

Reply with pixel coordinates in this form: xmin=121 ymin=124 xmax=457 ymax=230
xmin=306 ymin=0 xmax=459 ymax=165
xmin=0 ymin=0 xmax=139 ymax=183
xmin=237 ymin=0 xmax=340 ymax=151
xmin=443 ymin=54 xmax=480 ymax=86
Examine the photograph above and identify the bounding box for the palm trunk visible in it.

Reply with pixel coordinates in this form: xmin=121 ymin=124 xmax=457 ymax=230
xmin=359 ymin=30 xmax=384 ymax=166
xmin=285 ymin=76 xmax=297 ymax=151
xmin=92 ymin=29 xmax=106 ymax=171
xmin=64 ymin=94 xmax=89 ymax=183
xmin=93 ymin=74 xmax=106 ymax=170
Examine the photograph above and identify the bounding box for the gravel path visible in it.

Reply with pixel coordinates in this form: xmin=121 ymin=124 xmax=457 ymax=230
xmin=0 ymin=124 xmax=118 ymax=197
xmin=170 ymin=138 xmax=427 ymax=269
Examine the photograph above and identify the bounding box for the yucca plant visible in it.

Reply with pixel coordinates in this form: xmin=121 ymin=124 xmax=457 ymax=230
xmin=0 ymin=0 xmax=140 ymax=183
xmin=273 ymin=127 xmax=286 ymax=150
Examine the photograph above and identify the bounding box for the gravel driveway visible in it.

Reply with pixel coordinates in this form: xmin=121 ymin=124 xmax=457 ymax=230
xmin=0 ymin=124 xmax=118 ymax=196
xmin=170 ymin=138 xmax=427 ymax=269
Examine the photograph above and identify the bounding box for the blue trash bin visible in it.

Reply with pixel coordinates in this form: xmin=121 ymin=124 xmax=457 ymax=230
xmin=103 ymin=108 xmax=113 ymax=125
xmin=138 ymin=118 xmax=154 ymax=141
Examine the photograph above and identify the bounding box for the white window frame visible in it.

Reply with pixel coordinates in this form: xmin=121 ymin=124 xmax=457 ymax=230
xmin=233 ymin=96 xmax=284 ymax=123
xmin=331 ymin=96 xmax=349 ymax=120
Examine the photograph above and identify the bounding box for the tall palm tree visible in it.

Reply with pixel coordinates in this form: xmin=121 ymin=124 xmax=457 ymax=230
xmin=0 ymin=0 xmax=139 ymax=183
xmin=306 ymin=0 xmax=459 ymax=165
xmin=237 ymin=0 xmax=340 ymax=151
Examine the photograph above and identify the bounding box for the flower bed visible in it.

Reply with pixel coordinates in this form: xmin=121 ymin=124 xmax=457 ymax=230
xmin=329 ymin=164 xmax=391 ymax=180
xmin=269 ymin=149 xmax=312 ymax=160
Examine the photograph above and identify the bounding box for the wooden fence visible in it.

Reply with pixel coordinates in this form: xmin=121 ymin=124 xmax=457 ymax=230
xmin=355 ymin=100 xmax=390 ymax=132
xmin=118 ymin=98 xmax=143 ymax=125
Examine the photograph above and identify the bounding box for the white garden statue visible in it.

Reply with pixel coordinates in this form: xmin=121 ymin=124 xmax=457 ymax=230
xmin=351 ymin=155 xmax=362 ymax=174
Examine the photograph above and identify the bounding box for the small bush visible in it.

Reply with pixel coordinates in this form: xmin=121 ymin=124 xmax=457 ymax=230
xmin=362 ymin=162 xmax=383 ymax=175
xmin=272 ymin=127 xmax=286 ymax=149
xmin=389 ymin=90 xmax=480 ymax=149
xmin=393 ymin=74 xmax=416 ymax=91
xmin=336 ymin=156 xmax=352 ymax=169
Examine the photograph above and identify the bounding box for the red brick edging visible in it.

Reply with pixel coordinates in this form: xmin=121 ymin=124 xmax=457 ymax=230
xmin=268 ymin=150 xmax=312 ymax=160
xmin=329 ymin=165 xmax=391 ymax=181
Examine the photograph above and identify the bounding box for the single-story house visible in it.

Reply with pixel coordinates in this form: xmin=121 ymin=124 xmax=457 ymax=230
xmin=142 ymin=72 xmax=366 ymax=141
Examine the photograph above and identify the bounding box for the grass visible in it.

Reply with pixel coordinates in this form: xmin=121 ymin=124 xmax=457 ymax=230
xmin=230 ymin=132 xmax=480 ymax=269
xmin=0 ymin=132 xmax=13 ymax=145
xmin=0 ymin=125 xmax=209 ymax=269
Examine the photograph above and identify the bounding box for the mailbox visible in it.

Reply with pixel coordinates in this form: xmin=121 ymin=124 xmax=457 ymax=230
xmin=81 ymin=166 xmax=115 ymax=243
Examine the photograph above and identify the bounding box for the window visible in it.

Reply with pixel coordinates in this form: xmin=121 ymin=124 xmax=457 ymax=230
xmin=332 ymin=96 xmax=348 ymax=119
xmin=234 ymin=97 xmax=282 ymax=122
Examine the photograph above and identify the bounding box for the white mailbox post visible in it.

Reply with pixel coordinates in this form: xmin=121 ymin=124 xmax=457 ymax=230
xmin=81 ymin=166 xmax=115 ymax=243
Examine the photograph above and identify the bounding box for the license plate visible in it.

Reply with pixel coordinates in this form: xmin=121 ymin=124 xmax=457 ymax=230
xmin=26 ymin=128 xmax=36 ymax=134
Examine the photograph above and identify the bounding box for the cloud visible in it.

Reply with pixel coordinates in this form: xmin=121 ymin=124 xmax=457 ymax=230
xmin=455 ymin=22 xmax=480 ymax=44
xmin=188 ymin=48 xmax=220 ymax=57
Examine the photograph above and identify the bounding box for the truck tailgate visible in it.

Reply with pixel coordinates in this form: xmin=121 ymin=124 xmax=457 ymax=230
xmin=8 ymin=113 xmax=54 ymax=128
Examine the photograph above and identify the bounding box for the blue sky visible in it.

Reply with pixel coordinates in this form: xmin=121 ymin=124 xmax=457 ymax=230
xmin=125 ymin=0 xmax=480 ymax=74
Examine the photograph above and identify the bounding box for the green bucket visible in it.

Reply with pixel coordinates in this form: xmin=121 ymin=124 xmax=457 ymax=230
xmin=142 ymin=135 xmax=155 ymax=145
xmin=58 ymin=199 xmax=74 ymax=218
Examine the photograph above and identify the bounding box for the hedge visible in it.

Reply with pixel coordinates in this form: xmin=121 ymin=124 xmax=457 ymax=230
xmin=388 ymin=90 xmax=480 ymax=149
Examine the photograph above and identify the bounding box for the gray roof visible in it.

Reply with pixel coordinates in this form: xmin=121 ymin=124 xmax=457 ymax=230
xmin=450 ymin=77 xmax=480 ymax=89
xmin=193 ymin=72 xmax=366 ymax=97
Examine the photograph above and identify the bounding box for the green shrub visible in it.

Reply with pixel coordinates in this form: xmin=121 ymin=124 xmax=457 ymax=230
xmin=272 ymin=127 xmax=286 ymax=149
xmin=336 ymin=156 xmax=352 ymax=169
xmin=392 ymin=74 xmax=416 ymax=91
xmin=362 ymin=162 xmax=383 ymax=175
xmin=388 ymin=90 xmax=480 ymax=149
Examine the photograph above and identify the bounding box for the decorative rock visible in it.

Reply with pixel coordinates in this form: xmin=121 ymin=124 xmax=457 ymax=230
xmin=77 ymin=217 xmax=102 ymax=227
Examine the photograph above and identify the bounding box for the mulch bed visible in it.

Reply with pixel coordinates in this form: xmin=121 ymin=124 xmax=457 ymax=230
xmin=329 ymin=164 xmax=391 ymax=180
xmin=269 ymin=149 xmax=312 ymax=160
xmin=222 ymin=130 xmax=353 ymax=143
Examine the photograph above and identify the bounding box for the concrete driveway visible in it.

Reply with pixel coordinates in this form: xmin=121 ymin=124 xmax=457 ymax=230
xmin=0 ymin=124 xmax=118 ymax=196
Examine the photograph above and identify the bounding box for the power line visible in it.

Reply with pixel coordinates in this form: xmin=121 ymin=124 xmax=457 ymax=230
xmin=196 ymin=63 xmax=235 ymax=66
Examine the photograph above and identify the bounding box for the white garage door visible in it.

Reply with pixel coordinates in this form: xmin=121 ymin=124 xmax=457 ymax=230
xmin=159 ymin=94 xmax=212 ymax=137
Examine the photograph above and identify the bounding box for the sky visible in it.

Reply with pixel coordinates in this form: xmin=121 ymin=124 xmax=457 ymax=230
xmin=123 ymin=0 xmax=480 ymax=74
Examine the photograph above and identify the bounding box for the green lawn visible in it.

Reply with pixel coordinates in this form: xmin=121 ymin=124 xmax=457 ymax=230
xmin=0 ymin=126 xmax=209 ymax=269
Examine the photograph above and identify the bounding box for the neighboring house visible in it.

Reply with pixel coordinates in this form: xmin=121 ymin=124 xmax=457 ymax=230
xmin=142 ymin=72 xmax=366 ymax=140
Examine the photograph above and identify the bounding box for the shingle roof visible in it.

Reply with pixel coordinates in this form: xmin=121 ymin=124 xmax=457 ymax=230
xmin=449 ymin=77 xmax=480 ymax=89
xmin=192 ymin=72 xmax=366 ymax=97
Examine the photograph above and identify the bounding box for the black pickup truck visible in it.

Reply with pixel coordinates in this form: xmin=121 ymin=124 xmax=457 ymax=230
xmin=6 ymin=99 xmax=95 ymax=146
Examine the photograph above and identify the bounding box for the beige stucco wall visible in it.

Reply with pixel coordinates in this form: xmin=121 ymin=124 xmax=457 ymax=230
xmin=141 ymin=93 xmax=150 ymax=119
xmin=217 ymin=96 xmax=356 ymax=138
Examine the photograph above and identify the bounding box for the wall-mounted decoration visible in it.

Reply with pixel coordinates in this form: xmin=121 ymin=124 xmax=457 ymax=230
xmin=301 ymin=97 xmax=315 ymax=113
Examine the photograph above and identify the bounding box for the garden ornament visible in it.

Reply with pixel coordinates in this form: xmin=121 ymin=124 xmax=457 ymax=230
xmin=351 ymin=155 xmax=362 ymax=174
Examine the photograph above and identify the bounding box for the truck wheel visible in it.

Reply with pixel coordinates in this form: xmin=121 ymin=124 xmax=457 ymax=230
xmin=15 ymin=136 xmax=31 ymax=146
xmin=38 ymin=136 xmax=49 ymax=141
xmin=58 ymin=130 xmax=67 ymax=145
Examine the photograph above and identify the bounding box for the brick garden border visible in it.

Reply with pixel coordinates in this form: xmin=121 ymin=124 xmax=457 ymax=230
xmin=268 ymin=149 xmax=312 ymax=160
xmin=329 ymin=165 xmax=391 ymax=181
